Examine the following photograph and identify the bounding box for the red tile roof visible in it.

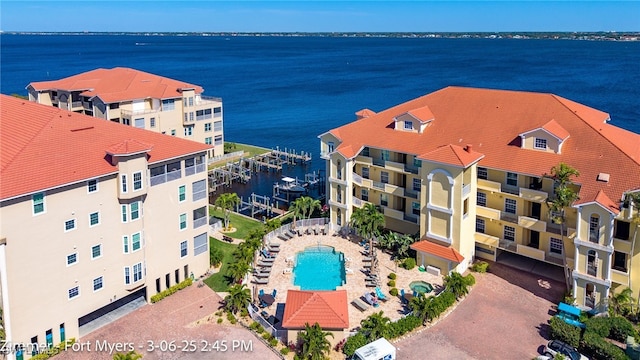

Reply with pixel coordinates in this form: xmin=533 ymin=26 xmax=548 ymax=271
xmin=328 ymin=86 xmax=640 ymax=208
xmin=0 ymin=95 xmax=211 ymax=200
xmin=581 ymin=190 xmax=621 ymax=214
xmin=541 ymin=119 xmax=570 ymax=140
xmin=355 ymin=108 xmax=376 ymax=119
xmin=105 ymin=139 xmax=154 ymax=156
xmin=411 ymin=240 xmax=465 ymax=263
xmin=28 ymin=67 xmax=204 ymax=103
xmin=408 ymin=105 xmax=435 ymax=123
xmin=418 ymin=144 xmax=484 ymax=168
xmin=282 ymin=290 xmax=349 ymax=329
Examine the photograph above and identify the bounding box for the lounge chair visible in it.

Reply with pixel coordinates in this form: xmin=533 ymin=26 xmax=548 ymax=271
xmin=257 ymin=261 xmax=273 ymax=268
xmin=364 ymin=292 xmax=379 ymax=307
xmin=253 ymin=271 xmax=270 ymax=278
xmin=277 ymin=234 xmax=289 ymax=241
xmin=268 ymin=242 xmax=281 ymax=249
xmin=400 ymin=289 xmax=407 ymax=303
xmin=261 ymin=249 xmax=276 ymax=258
xmin=365 ymin=281 xmax=377 ymax=288
xmin=256 ymin=267 xmax=271 ymax=274
xmin=352 ymin=298 xmax=369 ymax=312
xmin=252 ymin=278 xmax=268 ymax=284
xmin=362 ymin=257 xmax=372 ymax=262
xmin=267 ymin=246 xmax=280 ymax=253
xmin=375 ymin=287 xmax=388 ymax=302
xmin=271 ymin=289 xmax=277 ymax=298
xmin=286 ymin=229 xmax=297 ymax=238
xmin=362 ymin=263 xmax=372 ymax=269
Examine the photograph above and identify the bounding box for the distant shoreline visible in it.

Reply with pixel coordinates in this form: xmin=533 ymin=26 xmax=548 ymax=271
xmin=1 ymin=31 xmax=639 ymax=41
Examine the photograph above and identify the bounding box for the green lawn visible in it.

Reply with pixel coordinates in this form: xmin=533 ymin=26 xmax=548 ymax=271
xmin=204 ymin=237 xmax=237 ymax=291
xmin=232 ymin=142 xmax=270 ymax=157
xmin=209 ymin=206 xmax=263 ymax=239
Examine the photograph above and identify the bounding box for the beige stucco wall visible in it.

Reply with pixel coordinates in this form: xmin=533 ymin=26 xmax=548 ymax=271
xmin=0 ymin=152 xmax=209 ymax=349
xmin=286 ymin=328 xmax=346 ymax=348
xmin=521 ymin=129 xmax=561 ymax=154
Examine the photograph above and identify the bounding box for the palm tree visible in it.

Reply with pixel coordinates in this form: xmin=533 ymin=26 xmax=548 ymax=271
xmin=227 ymin=261 xmax=251 ymax=284
xmin=297 ymin=322 xmax=333 ymax=360
xmin=360 ymin=311 xmax=390 ymax=342
xmin=214 ymin=192 xmax=241 ymax=230
xmin=444 ymin=272 xmax=469 ymax=299
xmin=113 ymin=351 xmax=142 ymax=360
xmin=289 ymin=197 xmax=305 ymax=229
xmin=306 ymin=197 xmax=321 ymax=219
xmin=410 ymin=294 xmax=437 ymax=324
xmin=546 ymin=163 xmax=580 ymax=292
xmin=350 ymin=203 xmax=385 ymax=252
xmin=397 ymin=233 xmax=417 ymax=259
xmin=223 ymin=284 xmax=251 ymax=314
xmin=610 ymin=287 xmax=635 ymax=317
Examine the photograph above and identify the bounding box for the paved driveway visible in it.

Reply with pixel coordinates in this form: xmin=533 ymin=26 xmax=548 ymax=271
xmin=396 ymin=262 xmax=564 ymax=360
xmin=57 ymin=284 xmax=280 ymax=360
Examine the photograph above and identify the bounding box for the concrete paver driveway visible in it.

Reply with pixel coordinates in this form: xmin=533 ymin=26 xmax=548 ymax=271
xmin=396 ymin=262 xmax=564 ymax=360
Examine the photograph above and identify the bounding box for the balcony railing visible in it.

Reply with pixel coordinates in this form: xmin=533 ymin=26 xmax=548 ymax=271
xmin=519 ymin=187 xmax=548 ymax=203
xmin=198 ymin=95 xmax=223 ymax=104
xmin=611 ymin=269 xmax=630 ymax=285
xmin=476 ymin=206 xmax=500 ymax=220
xmin=355 ymin=155 xmax=372 ymax=165
xmin=462 ymin=183 xmax=471 ymax=197
xmin=477 ymin=178 xmax=501 ymax=192
xmin=518 ymin=215 xmax=547 ymax=233
xmin=372 ymin=158 xmax=385 ymax=167
xmin=193 ymin=217 xmax=207 ymax=229
xmin=121 ymin=108 xmax=161 ymax=117
xmin=383 ymin=207 xmax=405 ymax=221
xmin=384 ymin=160 xmax=405 ymax=173
xmin=404 ymin=164 xmax=419 ymax=174
xmin=320 ymin=151 xmax=330 ymax=159
xmin=405 ymin=189 xmax=419 ymax=199
xmin=150 ymin=170 xmax=182 ymax=186
xmin=70 ymin=101 xmax=82 ymax=109
xmin=352 ymin=172 xmax=363 ymax=185
xmin=372 ymin=181 xmax=385 ymax=190
xmin=500 ymin=211 xmax=518 ymax=223
xmin=185 ymin=163 xmax=206 ymax=176
xmin=403 ymin=213 xmax=419 ymax=224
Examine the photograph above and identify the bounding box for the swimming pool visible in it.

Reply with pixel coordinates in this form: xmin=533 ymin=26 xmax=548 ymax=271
xmin=293 ymin=245 xmax=345 ymax=291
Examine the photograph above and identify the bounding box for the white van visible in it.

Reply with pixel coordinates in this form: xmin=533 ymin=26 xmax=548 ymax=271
xmin=353 ymin=338 xmax=396 ymax=360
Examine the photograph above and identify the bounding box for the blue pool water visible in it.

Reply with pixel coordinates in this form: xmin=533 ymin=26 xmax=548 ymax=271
xmin=293 ymin=246 xmax=345 ymax=291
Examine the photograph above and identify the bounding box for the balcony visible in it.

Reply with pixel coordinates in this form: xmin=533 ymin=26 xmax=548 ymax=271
xmin=185 ymin=163 xmax=206 ymax=176
xmin=70 ymin=101 xmax=83 ymax=109
xmin=462 ymin=183 xmax=471 ymax=198
xmin=355 ymin=155 xmax=373 ymax=165
xmin=197 ymin=95 xmax=223 ymax=105
xmin=403 ymin=213 xmax=419 ymax=224
xmin=383 ymin=207 xmax=405 ymax=221
xmin=384 ymin=183 xmax=405 ymax=197
xmin=372 ymin=158 xmax=385 ymax=167
xmin=193 ymin=216 xmax=207 ymax=229
xmin=352 ymin=172 xmax=363 ymax=185
xmin=352 ymin=196 xmax=370 ymax=208
xmin=518 ymin=216 xmax=547 ymax=233
xmin=474 ymin=232 xmax=499 ymax=247
xmin=384 ymin=160 xmax=406 ymax=173
xmin=477 ymin=178 xmax=501 ymax=193
xmin=516 ymin=244 xmax=545 ymax=261
xmin=320 ymin=151 xmax=330 ymax=160
xmin=372 ymin=181 xmax=385 ymax=190
xmin=613 ymin=238 xmax=632 ymax=253
xmin=328 ymin=199 xmax=348 ymax=209
xmin=404 ymin=164 xmax=420 ymax=174
xmin=476 ymin=206 xmax=500 ymax=221
xmin=405 ymin=189 xmax=419 ymax=199
xmin=498 ymin=239 xmax=517 ymax=252
xmin=519 ymin=187 xmax=548 ymax=203
xmin=611 ymin=269 xmax=630 ymax=286
xmin=328 ymin=176 xmax=347 ymax=186
xmin=500 ymin=211 xmax=518 ymax=224
xmin=150 ymin=169 xmax=181 ymax=186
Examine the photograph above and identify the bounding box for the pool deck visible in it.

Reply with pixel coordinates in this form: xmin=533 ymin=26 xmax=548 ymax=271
xmin=255 ymin=230 xmax=443 ymax=329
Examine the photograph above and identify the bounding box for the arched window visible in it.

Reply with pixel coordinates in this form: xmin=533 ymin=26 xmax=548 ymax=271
xmin=587 ymin=250 xmax=597 ymax=276
xmin=337 ymin=185 xmax=342 ymax=203
xmin=336 ymin=160 xmax=342 ymax=180
xmin=589 ymin=215 xmax=600 ymax=243
xmin=336 ymin=208 xmax=342 ymax=226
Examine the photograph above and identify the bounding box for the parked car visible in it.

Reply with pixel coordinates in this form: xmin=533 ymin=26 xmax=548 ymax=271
xmin=544 ymin=340 xmax=588 ymax=360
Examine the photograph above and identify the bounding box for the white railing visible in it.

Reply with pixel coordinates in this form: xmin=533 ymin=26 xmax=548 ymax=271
xmin=247 ymin=304 xmax=286 ymax=342
xmin=352 ymin=172 xmax=363 ymax=185
xmin=462 ymin=183 xmax=471 ymax=197
xmin=193 ymin=217 xmax=207 ymax=229
xmin=208 ymin=151 xmax=244 ymax=164
xmin=264 ymin=218 xmax=329 ymax=243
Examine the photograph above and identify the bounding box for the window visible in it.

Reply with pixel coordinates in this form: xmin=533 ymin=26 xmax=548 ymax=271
xmin=534 ymin=138 xmax=547 ymax=149
xmin=381 ymin=171 xmax=389 ymax=184
xmin=504 ymin=226 xmax=515 ymax=241
xmin=213 ymin=107 xmax=222 ymax=118
xmin=64 ymin=219 xmax=76 ymax=232
xmin=171 ymin=129 xmax=176 ymax=136
xmin=123 ymin=235 xmax=129 ymax=254
xmin=184 ymin=127 xmax=193 ymax=136
xmin=179 ymin=213 xmax=187 ymax=230
xmin=475 ymin=218 xmax=485 ymax=233
xmin=109 ymin=103 xmax=119 ymax=110
xmin=121 ymin=174 xmax=128 ymax=193
xmin=337 ymin=208 xmax=342 ymax=226
xmin=477 ymin=167 xmax=488 ymax=180
xmin=150 ymin=117 xmax=156 ymax=128
xmin=130 ymin=202 xmax=140 ymax=221
xmin=133 ymin=262 xmax=143 ymax=282
xmin=214 ymin=135 xmax=223 ymax=145
xmin=89 ymin=212 xmax=100 ymax=226
xmin=32 ymin=192 xmax=45 ymax=214
xmin=132 ymin=232 xmax=142 ymax=252
xmin=87 ymin=180 xmax=98 ymax=193
xmin=413 ymin=157 xmax=421 ymax=168
xmin=205 ymin=137 xmax=212 ymax=145
xmin=589 ymin=215 xmax=600 ymax=243
xmin=188 ymin=97 xmax=194 ymax=106
xmin=66 ymin=253 xmax=78 ymax=266
xmin=204 ymin=123 xmax=212 ymax=132
xmin=463 ymin=198 xmax=469 ymax=217
xmin=192 ymin=180 xmax=206 ymax=201
xmin=93 ymin=277 xmax=103 ymax=292
xmin=477 ymin=192 xmax=487 ymax=207
xmin=504 ymin=198 xmax=517 ymax=214
xmin=361 ymin=189 xmax=369 ymax=202
xmin=122 ymin=118 xmax=131 ymax=126
xmin=615 ymin=221 xmax=631 ymax=240
xmin=189 ymin=112 xmax=194 ymax=121
xmin=550 ymin=237 xmax=563 ymax=255
xmin=193 ymin=207 xmax=207 ymax=228
xmin=133 ymin=172 xmax=142 ymax=191
xmin=196 ymin=109 xmax=212 ymax=120
xmin=193 ymin=233 xmax=208 ymax=256
xmin=404 ymin=120 xmax=413 ymax=130
xmin=381 ymin=150 xmax=390 ymax=161
xmin=121 ymin=205 xmax=128 ymax=222
xmin=214 ymin=121 xmax=222 ymax=132
xmin=134 ymin=118 xmax=145 ymax=129
xmin=380 ymin=194 xmax=388 ymax=207
xmin=68 ymin=286 xmax=79 ymax=299
xmin=362 ymin=167 xmax=369 ymax=179
xmin=362 ymin=147 xmax=370 ymax=157
xmin=412 ymin=178 xmax=421 ymax=191
xmin=180 ymin=240 xmax=188 ymax=258
xmin=613 ymin=251 xmax=628 ymax=272
xmin=162 ymin=99 xmax=175 ymax=110
xmin=506 ymin=172 xmax=518 ymax=187
xmin=124 ymin=267 xmax=131 ymax=284
xmin=179 ymin=185 xmax=186 ymax=202
xmin=412 ymin=201 xmax=420 ymax=215
xmin=91 ymin=244 xmax=102 ymax=259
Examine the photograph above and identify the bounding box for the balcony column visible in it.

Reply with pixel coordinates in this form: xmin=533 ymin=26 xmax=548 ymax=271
xmin=605 ymin=252 xmax=612 ymax=281
xmin=572 ymin=277 xmax=578 ymax=299
xmin=576 ymin=207 xmax=583 ymax=241
xmin=0 ymin=238 xmax=15 ymax=360
xmin=574 ymin=243 xmax=579 ymax=272
xmin=608 ymin=214 xmax=615 ymax=247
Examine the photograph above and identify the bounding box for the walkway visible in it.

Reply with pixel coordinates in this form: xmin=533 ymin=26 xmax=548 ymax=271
xmin=396 ymin=262 xmax=564 ymax=359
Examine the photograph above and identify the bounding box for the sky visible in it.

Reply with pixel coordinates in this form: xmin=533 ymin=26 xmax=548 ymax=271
xmin=1 ymin=1 xmax=638 ymax=33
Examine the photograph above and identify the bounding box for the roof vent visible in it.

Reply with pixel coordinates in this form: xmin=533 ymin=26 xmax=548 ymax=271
xmin=597 ymin=173 xmax=610 ymax=182
xmin=465 ymin=144 xmax=473 ymax=153
xmin=70 ymin=126 xmax=95 ymax=132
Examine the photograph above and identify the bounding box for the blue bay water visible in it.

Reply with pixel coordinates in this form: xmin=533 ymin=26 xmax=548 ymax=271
xmin=2 ymin=35 xmax=638 ymax=199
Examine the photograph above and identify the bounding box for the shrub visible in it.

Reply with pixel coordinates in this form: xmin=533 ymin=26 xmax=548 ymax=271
xmin=29 ymin=339 xmax=76 ymax=360
xmin=226 ymin=312 xmax=237 ymax=324
xmin=342 ymin=333 xmax=368 ymax=357
xmin=217 ymin=318 xmax=223 ymax=324
xmin=210 ymin=247 xmax=224 ymax=267
xmin=389 ymin=288 xmax=399 ymax=296
xmin=387 ymin=315 xmax=422 ymax=338
xmin=608 ymin=316 xmax=636 ymax=343
xmin=580 ymin=331 xmax=628 ymax=360
xmin=387 ymin=280 xmax=396 ymax=287
xmin=549 ymin=317 xmax=581 ymax=348
xmin=388 ymin=273 xmax=397 ymax=280
xmin=470 ymin=261 xmax=489 ymax=273
xmin=403 ymin=258 xmax=416 ymax=270
xmin=280 ymin=347 xmax=290 ymax=355
xmin=463 ymin=274 xmax=476 ymax=286
xmin=584 ymin=317 xmax=610 ymax=338
xmin=240 ymin=308 xmax=249 ymax=318
xmin=249 ymin=322 xmax=261 ymax=331
xmin=269 ymin=338 xmax=278 ymax=347
xmin=150 ymin=278 xmax=193 ymax=303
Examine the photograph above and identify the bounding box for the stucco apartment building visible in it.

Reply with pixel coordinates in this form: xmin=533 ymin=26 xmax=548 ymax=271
xmin=0 ymin=95 xmax=211 ymax=358
xmin=319 ymin=86 xmax=640 ymax=311
xmin=26 ymin=67 xmax=224 ymax=158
